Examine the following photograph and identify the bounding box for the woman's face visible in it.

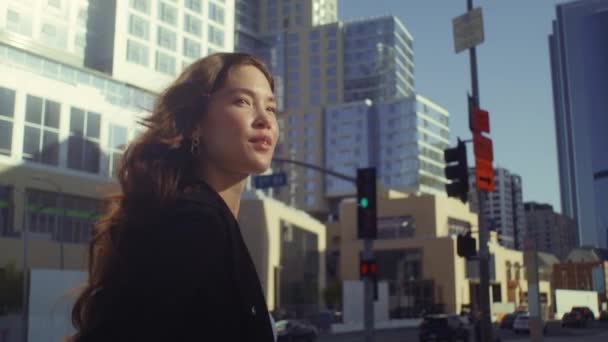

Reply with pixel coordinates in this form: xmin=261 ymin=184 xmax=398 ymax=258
xmin=198 ymin=64 xmax=279 ymax=177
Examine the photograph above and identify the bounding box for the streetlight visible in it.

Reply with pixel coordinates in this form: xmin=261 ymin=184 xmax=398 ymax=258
xmin=31 ymin=177 xmax=65 ymax=270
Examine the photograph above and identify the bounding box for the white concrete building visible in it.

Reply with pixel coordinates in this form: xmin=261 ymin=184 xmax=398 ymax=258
xmin=0 ymin=0 xmax=90 ymax=66
xmin=0 ymin=0 xmax=237 ymax=242
xmin=86 ymin=0 xmax=235 ymax=93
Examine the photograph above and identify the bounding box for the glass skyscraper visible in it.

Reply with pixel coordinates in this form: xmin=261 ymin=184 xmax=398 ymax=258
xmin=343 ymin=16 xmax=415 ymax=102
xmin=549 ymin=0 xmax=608 ymax=247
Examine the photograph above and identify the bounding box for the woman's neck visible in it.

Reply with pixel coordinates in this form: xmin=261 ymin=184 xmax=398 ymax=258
xmin=199 ymin=168 xmax=248 ymax=219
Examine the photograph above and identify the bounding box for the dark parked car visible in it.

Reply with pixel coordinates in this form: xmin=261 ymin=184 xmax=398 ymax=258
xmin=500 ymin=310 xmax=527 ymax=329
xmin=276 ymin=319 xmax=318 ymax=342
xmin=304 ymin=310 xmax=339 ymax=334
xmin=419 ymin=314 xmax=470 ymax=342
xmin=571 ymin=306 xmax=595 ymax=321
xmin=599 ymin=310 xmax=608 ymax=321
xmin=562 ymin=311 xmax=586 ymax=328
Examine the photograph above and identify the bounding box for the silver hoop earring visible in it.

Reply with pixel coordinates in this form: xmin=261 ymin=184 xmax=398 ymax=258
xmin=191 ymin=136 xmax=200 ymax=156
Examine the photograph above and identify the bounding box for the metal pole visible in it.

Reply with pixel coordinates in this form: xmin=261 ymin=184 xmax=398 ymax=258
xmin=21 ymin=190 xmax=29 ymax=342
xmin=363 ymin=238 xmax=374 ymax=342
xmin=524 ymin=238 xmax=543 ymax=342
xmin=466 ymin=0 xmax=493 ymax=341
xmin=58 ymin=191 xmax=64 ymax=270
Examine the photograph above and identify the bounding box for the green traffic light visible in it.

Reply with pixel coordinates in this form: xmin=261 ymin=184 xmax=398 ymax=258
xmin=360 ymin=197 xmax=369 ymax=208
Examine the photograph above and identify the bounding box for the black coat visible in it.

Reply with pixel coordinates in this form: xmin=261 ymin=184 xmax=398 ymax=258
xmin=80 ymin=181 xmax=274 ymax=342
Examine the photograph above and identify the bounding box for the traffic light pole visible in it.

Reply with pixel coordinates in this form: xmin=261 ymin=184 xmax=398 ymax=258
xmin=467 ymin=0 xmax=493 ymax=341
xmin=272 ymin=161 xmax=377 ymax=341
xmin=363 ymin=239 xmax=375 ymax=342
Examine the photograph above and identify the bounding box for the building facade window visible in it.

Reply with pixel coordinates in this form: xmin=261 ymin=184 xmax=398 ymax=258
xmin=157 ymin=26 xmax=176 ymax=50
xmin=130 ymin=0 xmax=150 ymax=14
xmin=0 ymin=185 xmax=13 ymax=237
xmin=0 ymin=87 xmax=16 ymax=156
xmin=129 ymin=14 xmax=149 ymax=40
xmin=107 ymin=124 xmax=128 ymax=177
xmin=158 ymin=1 xmax=177 ymax=26
xmin=77 ymin=7 xmax=88 ymax=27
xmin=6 ymin=9 xmax=20 ymax=33
xmin=75 ymin=33 xmax=86 ymax=56
xmin=183 ymin=38 xmax=201 ymax=59
xmin=126 ymin=40 xmax=149 ymax=66
xmin=185 ymin=0 xmax=202 ymax=13
xmin=208 ymin=2 xmax=225 ymax=24
xmin=25 ymin=188 xmax=102 ymax=244
xmin=279 ymin=220 xmax=320 ymax=313
xmin=68 ymin=107 xmax=101 ymax=173
xmin=208 ymin=25 xmax=224 ymax=46
xmin=48 ymin=0 xmax=61 ymax=9
xmin=306 ymin=195 xmax=315 ymax=207
xmin=155 ymin=51 xmax=176 ymax=75
xmin=23 ymin=95 xmax=60 ymax=165
xmin=184 ymin=14 xmax=202 ymax=35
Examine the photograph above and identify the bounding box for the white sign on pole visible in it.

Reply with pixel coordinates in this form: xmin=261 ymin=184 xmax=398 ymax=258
xmin=453 ymin=7 xmax=485 ymax=53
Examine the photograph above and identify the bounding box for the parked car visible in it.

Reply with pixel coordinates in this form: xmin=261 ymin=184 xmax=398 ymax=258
xmin=419 ymin=314 xmax=470 ymax=342
xmin=562 ymin=310 xmax=587 ymax=328
xmin=570 ymin=306 xmax=595 ymax=321
xmin=500 ymin=310 xmax=527 ymax=329
xmin=276 ymin=319 xmax=318 ymax=342
xmin=512 ymin=313 xmax=547 ymax=334
xmin=304 ymin=310 xmax=338 ymax=334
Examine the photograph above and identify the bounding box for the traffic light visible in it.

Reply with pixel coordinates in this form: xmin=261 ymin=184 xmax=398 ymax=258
xmin=444 ymin=140 xmax=469 ymax=203
xmin=360 ymin=259 xmax=378 ymax=301
xmin=357 ymin=168 xmax=377 ymax=239
xmin=457 ymin=232 xmax=477 ymax=258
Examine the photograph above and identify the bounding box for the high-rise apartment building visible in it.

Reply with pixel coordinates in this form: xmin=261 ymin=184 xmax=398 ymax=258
xmin=235 ymin=0 xmax=450 ymax=215
xmin=84 ymin=0 xmax=234 ymax=93
xmin=469 ymin=167 xmax=526 ymax=249
xmin=0 ymin=0 xmax=236 ymax=249
xmin=1 ymin=0 xmax=90 ymax=65
xmin=549 ymin=0 xmax=608 ymax=247
xmin=525 ymin=202 xmax=578 ymax=260
xmin=325 ymin=95 xmax=449 ymax=198
xmin=343 ymin=16 xmax=415 ymax=102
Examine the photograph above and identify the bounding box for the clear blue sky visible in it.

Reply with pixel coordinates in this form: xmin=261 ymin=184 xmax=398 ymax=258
xmin=339 ymin=0 xmax=567 ymax=211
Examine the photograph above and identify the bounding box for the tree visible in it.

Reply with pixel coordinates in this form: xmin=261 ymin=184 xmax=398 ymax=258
xmin=322 ymin=280 xmax=342 ymax=310
xmin=0 ymin=262 xmax=23 ymax=314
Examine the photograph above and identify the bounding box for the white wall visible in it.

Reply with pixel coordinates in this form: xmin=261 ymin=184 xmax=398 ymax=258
xmin=27 ymin=268 xmax=87 ymax=342
xmin=342 ymin=280 xmax=389 ymax=325
xmin=555 ymin=289 xmax=600 ymax=319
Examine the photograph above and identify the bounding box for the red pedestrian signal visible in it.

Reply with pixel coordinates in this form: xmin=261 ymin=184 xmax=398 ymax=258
xmin=359 ymin=260 xmax=377 ymax=278
xmin=360 ymin=262 xmax=369 ymax=276
xmin=360 ymin=259 xmax=378 ymax=301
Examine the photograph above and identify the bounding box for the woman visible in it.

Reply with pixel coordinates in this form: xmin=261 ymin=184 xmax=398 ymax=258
xmin=69 ymin=53 xmax=279 ymax=341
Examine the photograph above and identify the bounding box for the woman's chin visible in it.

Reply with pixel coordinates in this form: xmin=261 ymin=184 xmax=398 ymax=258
xmin=247 ymin=160 xmax=272 ymax=175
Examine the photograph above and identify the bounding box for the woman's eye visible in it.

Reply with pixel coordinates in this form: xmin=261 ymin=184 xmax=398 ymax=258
xmin=236 ymin=98 xmax=250 ymax=106
xmin=267 ymin=107 xmax=277 ymax=114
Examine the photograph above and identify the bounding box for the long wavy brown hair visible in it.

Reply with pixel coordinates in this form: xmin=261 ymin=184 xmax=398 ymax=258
xmin=69 ymin=53 xmax=274 ymax=341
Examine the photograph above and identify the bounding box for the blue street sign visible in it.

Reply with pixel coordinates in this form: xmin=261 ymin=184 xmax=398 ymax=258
xmin=253 ymin=172 xmax=287 ymax=189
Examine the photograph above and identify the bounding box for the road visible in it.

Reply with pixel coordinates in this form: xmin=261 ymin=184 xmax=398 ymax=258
xmin=318 ymin=321 xmax=608 ymax=342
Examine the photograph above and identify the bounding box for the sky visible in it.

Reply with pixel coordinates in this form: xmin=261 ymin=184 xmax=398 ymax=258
xmin=338 ymin=0 xmax=568 ymax=211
